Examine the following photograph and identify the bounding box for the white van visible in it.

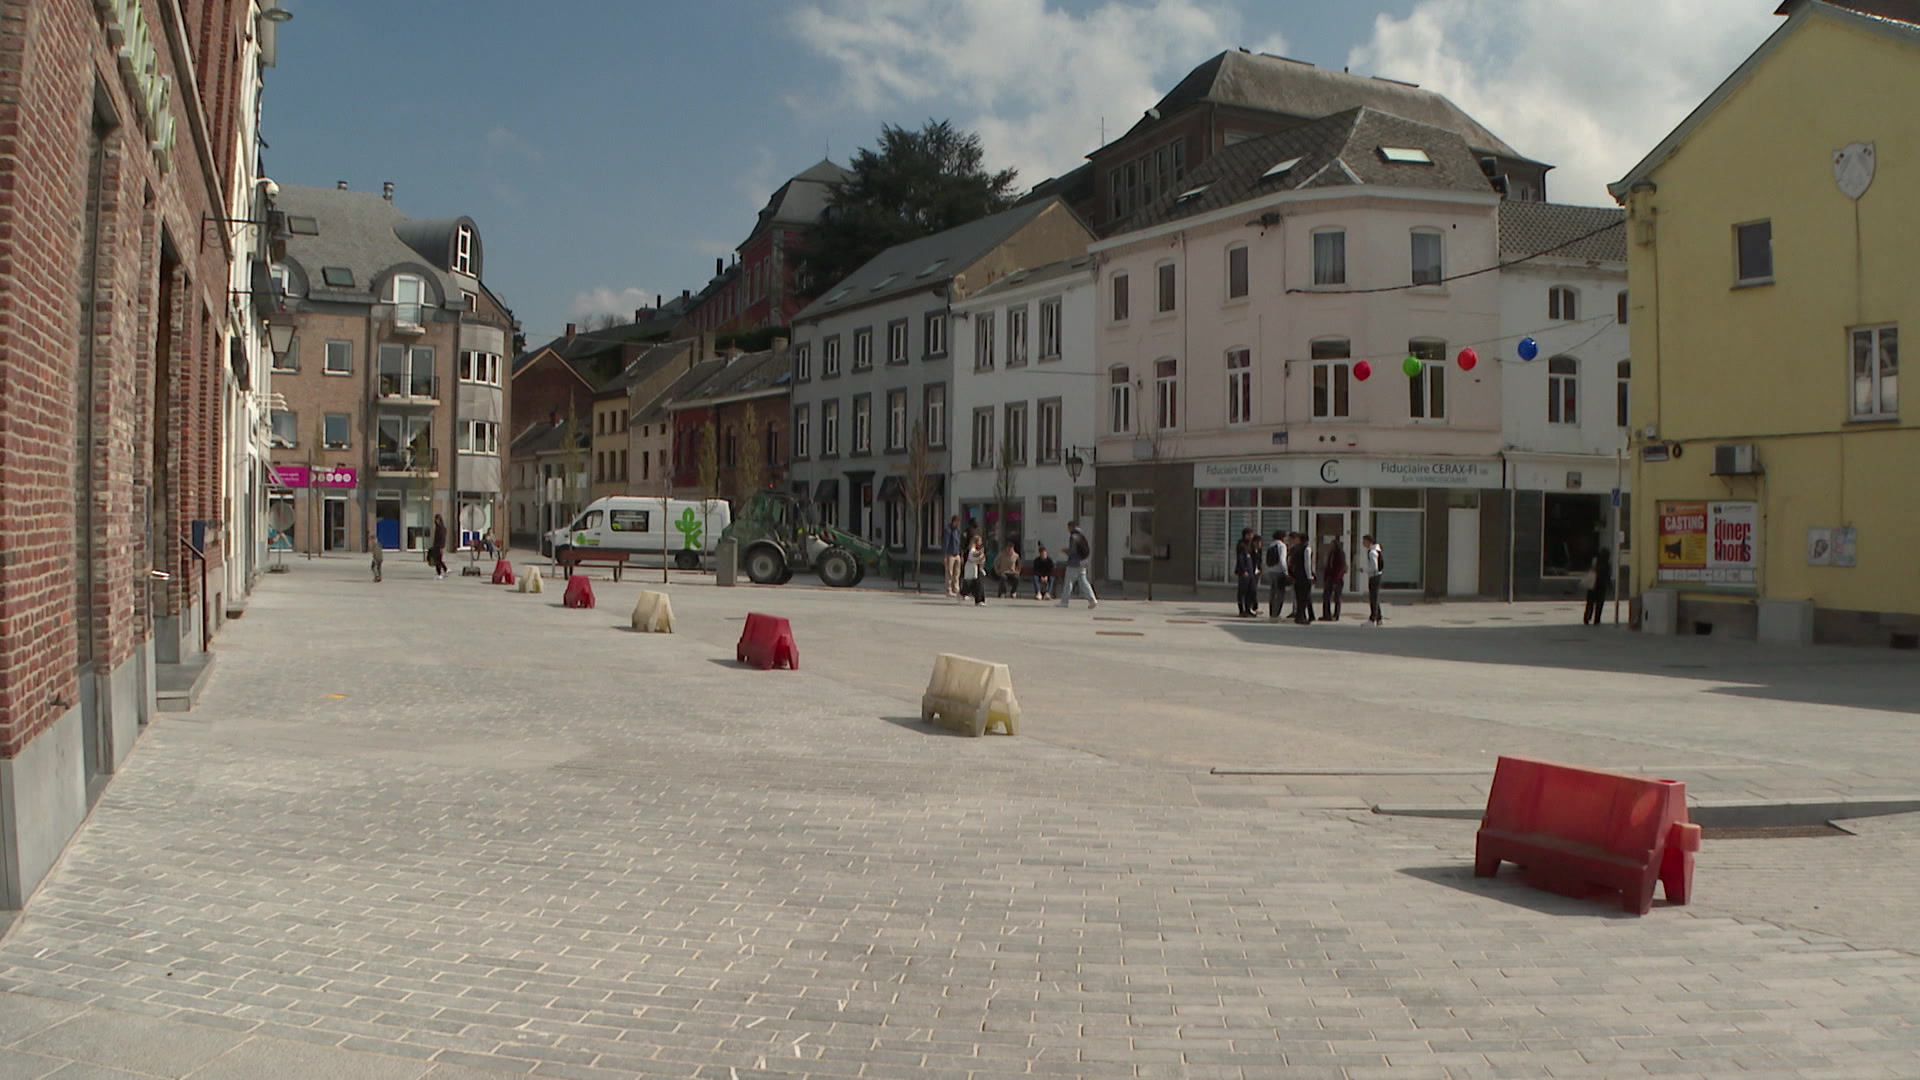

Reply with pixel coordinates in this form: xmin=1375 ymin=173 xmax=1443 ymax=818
xmin=543 ymin=497 xmax=733 ymax=570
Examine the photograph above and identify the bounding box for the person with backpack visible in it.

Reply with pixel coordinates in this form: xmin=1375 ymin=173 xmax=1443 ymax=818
xmin=1264 ymin=529 xmax=1291 ymax=621
xmin=1233 ymin=528 xmax=1259 ymax=616
xmin=1057 ymin=522 xmax=1098 ymax=609
xmin=1321 ymin=537 xmax=1348 ymax=621
xmin=1286 ymin=531 xmax=1315 ymax=624
xmin=1362 ymin=534 xmax=1386 ymax=625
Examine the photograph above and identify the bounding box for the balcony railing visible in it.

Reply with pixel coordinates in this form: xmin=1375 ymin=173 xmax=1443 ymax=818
xmin=377 ymin=373 xmax=439 ymax=401
xmin=377 ymin=448 xmax=438 ymax=474
xmin=392 ymin=303 xmax=426 ymax=334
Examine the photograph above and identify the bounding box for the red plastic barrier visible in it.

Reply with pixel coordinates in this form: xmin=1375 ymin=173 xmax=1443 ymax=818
xmin=491 ymin=559 xmax=515 ymax=585
xmin=1474 ymin=755 xmax=1701 ymax=914
xmin=563 ymin=574 xmax=595 ymax=609
xmin=736 ymin=612 xmax=798 ymax=670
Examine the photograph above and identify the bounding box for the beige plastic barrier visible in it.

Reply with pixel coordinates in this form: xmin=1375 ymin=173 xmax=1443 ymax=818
xmin=517 ymin=570 xmax=544 ymax=594
xmin=631 ymin=590 xmax=675 ymax=633
xmin=920 ymin=653 xmax=1020 ymax=737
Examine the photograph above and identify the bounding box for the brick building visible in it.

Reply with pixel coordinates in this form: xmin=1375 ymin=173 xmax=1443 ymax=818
xmin=666 ymin=347 xmax=792 ymax=502
xmin=0 ymin=0 xmax=274 ymax=908
xmin=685 ymin=160 xmax=849 ymax=336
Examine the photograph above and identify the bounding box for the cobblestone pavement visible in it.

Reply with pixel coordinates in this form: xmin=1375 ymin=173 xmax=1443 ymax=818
xmin=2 ymin=559 xmax=1917 ymax=1079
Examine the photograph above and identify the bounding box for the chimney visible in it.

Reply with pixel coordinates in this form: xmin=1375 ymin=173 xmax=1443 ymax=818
xmin=548 ymin=411 xmax=558 ymax=426
xmin=681 ymin=289 xmax=690 ymax=303
xmin=715 ymin=257 xmax=724 ymax=278
xmin=772 ymin=336 xmax=790 ymax=352
xmin=565 ymin=322 xmax=577 ymax=340
xmin=382 ymin=181 xmax=394 ymax=201
xmin=336 ymin=180 xmax=348 ymax=190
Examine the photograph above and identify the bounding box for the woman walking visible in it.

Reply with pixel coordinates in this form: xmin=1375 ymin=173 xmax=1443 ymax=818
xmin=430 ymin=513 xmax=449 ymax=579
xmin=1583 ymin=548 xmax=1613 ymax=625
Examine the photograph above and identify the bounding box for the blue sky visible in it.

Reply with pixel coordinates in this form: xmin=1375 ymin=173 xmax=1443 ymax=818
xmin=263 ymin=1 xmax=1777 ymax=348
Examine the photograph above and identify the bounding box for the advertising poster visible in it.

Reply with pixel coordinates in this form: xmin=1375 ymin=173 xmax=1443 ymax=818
xmin=1657 ymin=500 xmax=1758 ymax=587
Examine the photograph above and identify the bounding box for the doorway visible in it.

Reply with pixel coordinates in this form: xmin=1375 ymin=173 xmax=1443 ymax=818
xmin=1312 ymin=511 xmax=1360 ymax=593
xmin=323 ymin=496 xmax=348 ymax=552
xmin=1448 ymin=502 xmax=1480 ymax=596
xmin=374 ymin=492 xmax=401 ymax=550
xmin=1106 ymin=491 xmax=1151 ymax=581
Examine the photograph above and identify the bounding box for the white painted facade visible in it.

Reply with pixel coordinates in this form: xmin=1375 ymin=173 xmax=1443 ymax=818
xmin=950 ymin=259 xmax=1097 ymax=559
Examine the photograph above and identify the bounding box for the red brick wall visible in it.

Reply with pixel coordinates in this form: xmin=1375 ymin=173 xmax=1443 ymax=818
xmin=0 ymin=0 xmax=240 ymax=756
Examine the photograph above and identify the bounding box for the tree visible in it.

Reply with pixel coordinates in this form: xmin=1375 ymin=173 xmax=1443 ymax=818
xmin=802 ymin=119 xmax=1019 ymax=290
xmin=734 ymin=404 xmax=765 ymax=504
xmin=696 ymin=418 xmax=721 ymax=549
xmin=901 ymin=419 xmax=936 ymax=592
xmin=993 ymin=422 xmax=1018 ymax=550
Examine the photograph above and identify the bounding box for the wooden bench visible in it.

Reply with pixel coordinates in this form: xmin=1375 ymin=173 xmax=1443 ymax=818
xmin=1474 ymin=755 xmax=1701 ymax=914
xmin=557 ymin=550 xmax=635 ymax=581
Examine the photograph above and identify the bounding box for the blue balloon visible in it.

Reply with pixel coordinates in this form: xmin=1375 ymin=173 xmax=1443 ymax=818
xmin=1517 ymin=337 xmax=1539 ymax=361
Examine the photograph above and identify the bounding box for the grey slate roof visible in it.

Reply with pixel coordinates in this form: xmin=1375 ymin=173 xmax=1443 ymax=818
xmin=509 ymin=419 xmax=587 ymax=457
xmin=510 ymin=297 xmax=692 ymax=376
xmin=594 ymin=338 xmax=697 ymax=400
xmin=753 ymin=159 xmax=851 ymax=234
xmin=632 ymin=358 xmax=735 ymax=424
xmin=964 ymin=255 xmax=1092 ymax=301
xmin=1110 ymin=108 xmax=1496 ymax=234
xmin=793 ymin=197 xmax=1065 ymax=324
xmin=1499 ymin=202 xmax=1626 ymax=263
xmin=276 ymin=185 xmax=473 ymax=307
xmin=669 ymin=348 xmax=791 ymax=409
xmin=1132 ymin=50 xmax=1539 ymax=164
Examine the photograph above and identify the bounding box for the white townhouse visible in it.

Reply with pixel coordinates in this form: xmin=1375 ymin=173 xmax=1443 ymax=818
xmin=950 ymin=256 xmax=1098 ymax=558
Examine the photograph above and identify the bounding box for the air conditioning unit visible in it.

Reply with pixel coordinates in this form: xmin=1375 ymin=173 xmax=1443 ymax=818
xmin=1712 ymin=443 xmax=1759 ymax=476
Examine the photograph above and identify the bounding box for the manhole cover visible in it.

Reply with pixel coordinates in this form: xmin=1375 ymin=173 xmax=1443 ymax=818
xmin=1704 ymin=824 xmax=1849 ymax=840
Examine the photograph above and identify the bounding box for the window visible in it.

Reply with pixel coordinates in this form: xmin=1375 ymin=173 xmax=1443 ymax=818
xmin=285 ymin=216 xmax=319 ymax=235
xmin=924 ymin=311 xmax=947 ymax=357
xmin=1411 ymin=230 xmax=1443 ymax=286
xmin=1408 ymin=339 xmax=1446 ymax=420
xmin=1037 ymin=397 xmax=1063 ymax=463
xmin=322 ymin=413 xmax=350 ymax=449
xmin=1735 ymin=220 xmax=1773 ymax=285
xmin=1109 ymin=366 xmax=1132 ymax=433
xmin=1548 ymin=286 xmax=1578 ymax=321
xmin=852 ymin=394 xmax=872 ymax=453
xmin=1038 ymin=298 xmax=1062 ymax=359
xmin=1617 ymin=360 xmax=1631 ymax=428
xmin=462 ymin=290 xmax=477 ymax=312
xmin=925 ymin=383 xmax=947 ymax=448
xmin=324 ymin=340 xmax=352 ymax=374
xmin=457 ymin=420 xmax=499 ymax=454
xmin=1616 ymin=290 xmax=1629 ymax=325
xmin=1311 ymin=339 xmax=1352 ymax=419
xmin=1313 ymin=230 xmax=1346 ymax=286
xmin=1227 ymin=245 xmax=1249 ymax=299
xmin=1378 ymin=146 xmax=1433 ymax=164
xmin=822 ymin=400 xmax=840 ymax=456
xmin=823 ymin=335 xmax=841 ymax=376
xmin=853 ymin=328 xmax=873 ymax=370
xmin=609 ymin=509 xmax=649 ymax=532
xmin=1006 ymin=306 xmax=1028 ymax=367
xmin=886 ymin=319 xmax=908 ymax=364
xmin=272 ymin=337 xmax=299 ymax=372
xmin=1154 ymin=358 xmax=1178 ymax=430
xmin=458 ymin=351 xmax=500 ymax=385
xmin=1226 ymin=349 xmax=1253 ymax=424
xmin=378 ymin=344 xmax=437 ymax=397
xmin=454 ymin=225 xmax=473 ymax=274
xmin=1111 ymin=272 xmax=1130 ymax=321
xmin=1004 ymin=401 xmax=1027 ymax=465
xmin=794 ymin=404 xmax=810 ymax=458
xmin=886 ymin=389 xmax=907 ymax=450
xmin=642 ymin=451 xmax=651 ymax=480
xmin=974 ymin=312 xmax=996 ymax=370
xmin=1851 ymin=325 xmax=1898 ymax=420
xmin=321 ymin=266 xmax=354 ymax=288
xmin=1156 ymin=262 xmax=1177 ymax=313
xmin=724 ymin=428 xmax=739 ymax=469
xmin=1548 ymin=356 xmax=1578 ymax=424
xmin=795 ymin=343 xmax=812 ymax=381
xmin=388 ymin=273 xmax=424 ymax=324
xmin=971 ymin=407 xmax=995 ymax=468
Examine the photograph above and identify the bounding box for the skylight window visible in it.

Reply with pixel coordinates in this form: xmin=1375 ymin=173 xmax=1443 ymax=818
xmin=916 ymin=258 xmax=947 ymax=278
xmin=1175 ymin=184 xmax=1210 ymax=203
xmin=321 ymin=266 xmax=354 ymax=287
xmin=825 ymin=288 xmax=850 ymax=304
xmin=1261 ymin=156 xmax=1303 ymax=181
xmin=286 ymin=215 xmax=320 ymax=235
xmin=869 ymin=273 xmax=899 ymax=292
xmin=1378 ymin=146 xmax=1433 ymax=165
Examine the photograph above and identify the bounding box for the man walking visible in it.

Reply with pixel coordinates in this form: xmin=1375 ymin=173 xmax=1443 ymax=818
xmin=942 ymin=514 xmax=963 ymax=596
xmin=368 ymin=528 xmax=383 ymax=583
xmin=1057 ymin=521 xmax=1098 ymax=609
xmin=430 ymin=513 xmax=449 ymax=580
xmin=1362 ymin=534 xmax=1385 ymax=625
xmin=1286 ymin=531 xmax=1314 ymax=624
xmin=1264 ymin=529 xmax=1290 ymax=621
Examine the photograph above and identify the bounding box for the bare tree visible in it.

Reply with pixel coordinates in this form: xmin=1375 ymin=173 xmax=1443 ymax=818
xmin=589 ymin=312 xmax=622 ymax=332
xmin=558 ymin=399 xmax=585 ymax=527
xmin=901 ymin=418 xmax=936 ymax=592
xmin=696 ymin=417 xmax=721 ymax=549
xmin=734 ymin=403 xmax=764 ymax=504
xmin=993 ymin=421 xmax=1018 ymax=549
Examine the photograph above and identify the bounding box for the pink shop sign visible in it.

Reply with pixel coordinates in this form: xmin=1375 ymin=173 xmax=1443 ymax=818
xmin=272 ymin=465 xmax=357 ymax=489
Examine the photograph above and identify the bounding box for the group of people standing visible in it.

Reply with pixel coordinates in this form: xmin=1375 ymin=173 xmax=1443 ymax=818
xmin=943 ymin=515 xmax=1097 ymax=609
xmin=1234 ymin=530 xmax=1386 ymax=626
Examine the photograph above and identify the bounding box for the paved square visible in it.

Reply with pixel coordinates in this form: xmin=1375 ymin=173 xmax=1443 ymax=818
xmin=2 ymin=558 xmax=1917 ymax=1078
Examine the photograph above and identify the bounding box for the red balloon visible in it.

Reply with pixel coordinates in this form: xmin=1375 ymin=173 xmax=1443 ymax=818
xmin=1457 ymin=347 xmax=1478 ymax=372
xmin=1353 ymin=360 xmax=1373 ymax=381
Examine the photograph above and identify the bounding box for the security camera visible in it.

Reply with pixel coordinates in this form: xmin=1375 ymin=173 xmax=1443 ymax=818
xmin=257 ymin=178 xmax=279 ymax=199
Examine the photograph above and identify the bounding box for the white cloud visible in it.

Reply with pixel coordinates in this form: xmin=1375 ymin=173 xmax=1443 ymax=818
xmin=568 ymin=286 xmax=666 ymax=320
xmin=1347 ymin=0 xmax=1780 ymax=205
xmin=484 ymin=126 xmax=544 ymax=165
xmin=788 ymin=0 xmax=1279 ymax=188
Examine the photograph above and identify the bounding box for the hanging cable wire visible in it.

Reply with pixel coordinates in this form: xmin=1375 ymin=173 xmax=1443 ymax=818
xmin=1283 ymin=218 xmax=1626 ymax=296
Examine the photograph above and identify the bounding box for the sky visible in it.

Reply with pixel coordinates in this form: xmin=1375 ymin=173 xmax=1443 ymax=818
xmin=263 ymin=0 xmax=1782 ymax=349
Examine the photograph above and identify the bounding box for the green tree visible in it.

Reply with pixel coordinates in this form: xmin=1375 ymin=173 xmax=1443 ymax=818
xmin=802 ymin=119 xmax=1019 ymax=290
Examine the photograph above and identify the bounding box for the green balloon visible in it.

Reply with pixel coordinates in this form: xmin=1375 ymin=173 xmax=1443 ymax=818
xmin=1402 ymin=355 xmax=1423 ymax=378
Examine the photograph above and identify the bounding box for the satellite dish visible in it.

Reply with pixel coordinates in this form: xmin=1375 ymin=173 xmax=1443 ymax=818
xmin=1833 ymin=142 xmax=1874 ymax=200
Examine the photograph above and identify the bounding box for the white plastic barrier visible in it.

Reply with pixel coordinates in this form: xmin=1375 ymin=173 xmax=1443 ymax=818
xmin=920 ymin=653 xmax=1020 ymax=737
xmin=631 ymin=590 xmax=675 ymax=633
xmin=517 ymin=571 xmax=544 ymax=594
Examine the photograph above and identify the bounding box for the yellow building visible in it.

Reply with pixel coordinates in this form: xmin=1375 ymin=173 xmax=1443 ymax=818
xmin=1609 ymin=0 xmax=1918 ymax=646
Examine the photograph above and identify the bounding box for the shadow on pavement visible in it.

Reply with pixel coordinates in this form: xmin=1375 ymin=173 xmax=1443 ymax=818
xmin=879 ymin=716 xmax=975 ymax=738
xmin=1398 ymin=864 xmax=1668 ymax=919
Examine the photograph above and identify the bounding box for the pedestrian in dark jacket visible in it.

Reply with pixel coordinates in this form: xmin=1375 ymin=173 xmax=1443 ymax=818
xmin=1287 ymin=532 xmax=1315 ymax=624
xmin=1321 ymin=538 xmax=1347 ymax=621
xmin=1583 ymin=548 xmax=1614 ymax=625
xmin=430 ymin=514 xmax=449 ymax=579
xmin=1030 ymin=546 xmax=1055 ymax=600
xmin=1234 ymin=528 xmax=1259 ymax=616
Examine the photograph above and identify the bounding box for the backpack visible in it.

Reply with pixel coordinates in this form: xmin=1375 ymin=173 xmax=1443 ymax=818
xmin=1264 ymin=542 xmax=1282 ymax=569
xmin=1072 ymin=533 xmax=1090 ymax=561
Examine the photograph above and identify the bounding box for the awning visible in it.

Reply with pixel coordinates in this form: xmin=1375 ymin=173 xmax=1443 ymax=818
xmin=814 ymin=478 xmax=840 ymax=502
xmin=876 ymin=475 xmax=904 ymax=502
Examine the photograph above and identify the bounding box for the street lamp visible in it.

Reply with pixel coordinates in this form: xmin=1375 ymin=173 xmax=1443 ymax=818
xmin=265 ymin=319 xmax=296 ymax=362
xmin=1062 ymin=445 xmax=1095 ymax=483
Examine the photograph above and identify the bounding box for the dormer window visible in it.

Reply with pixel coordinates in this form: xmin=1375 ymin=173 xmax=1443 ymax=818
xmin=1379 ymin=146 xmax=1433 ymax=165
xmin=454 ymin=225 xmax=473 ymax=274
xmin=1260 ymin=156 xmax=1303 ymax=182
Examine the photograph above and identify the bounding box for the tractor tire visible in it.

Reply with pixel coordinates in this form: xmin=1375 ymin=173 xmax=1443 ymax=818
xmin=674 ymin=549 xmax=701 ymax=570
xmin=849 ymin=563 xmax=867 ymax=587
xmin=816 ymin=548 xmax=860 ymax=588
xmin=744 ymin=545 xmax=787 ymax=585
